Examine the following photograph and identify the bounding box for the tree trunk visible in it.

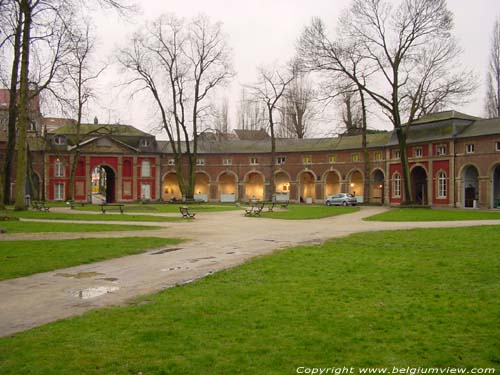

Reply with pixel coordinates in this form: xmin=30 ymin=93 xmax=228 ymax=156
xmin=14 ymin=0 xmax=32 ymax=211
xmin=395 ymin=127 xmax=413 ymax=204
xmin=3 ymin=10 xmax=23 ymax=205
xmin=268 ymin=105 xmax=276 ymax=200
xmin=358 ymin=86 xmax=370 ymax=204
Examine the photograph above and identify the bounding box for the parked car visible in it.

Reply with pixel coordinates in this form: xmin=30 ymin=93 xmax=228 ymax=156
xmin=325 ymin=193 xmax=357 ymax=206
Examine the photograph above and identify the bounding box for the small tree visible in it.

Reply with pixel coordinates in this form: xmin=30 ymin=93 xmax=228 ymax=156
xmin=247 ymin=65 xmax=294 ymax=196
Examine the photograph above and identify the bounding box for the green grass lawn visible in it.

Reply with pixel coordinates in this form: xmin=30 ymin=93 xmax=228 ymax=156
xmin=0 ymin=221 xmax=162 ymax=233
xmin=1 ymin=210 xmax=182 ymax=222
xmin=2 ymin=226 xmax=499 ymax=373
xmin=258 ymin=204 xmax=359 ymax=219
xmin=0 ymin=237 xmax=183 ymax=280
xmin=74 ymin=203 xmax=242 ymax=213
xmin=366 ymin=208 xmax=500 ymax=221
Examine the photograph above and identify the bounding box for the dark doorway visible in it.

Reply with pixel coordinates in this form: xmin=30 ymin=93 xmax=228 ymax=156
xmin=411 ymin=166 xmax=427 ymax=204
xmin=463 ymin=165 xmax=479 ymax=208
xmin=493 ymin=165 xmax=500 ymax=208
xmin=92 ymin=165 xmax=116 ymax=203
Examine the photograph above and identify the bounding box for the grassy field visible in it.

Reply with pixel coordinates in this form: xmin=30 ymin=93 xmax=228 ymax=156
xmin=257 ymin=204 xmax=359 ymax=220
xmin=74 ymin=203 xmax=242 ymax=213
xmin=1 ymin=226 xmax=499 ymax=373
xmin=0 ymin=221 xmax=161 ymax=233
xmin=0 ymin=237 xmax=183 ymax=280
xmin=1 ymin=210 xmax=182 ymax=222
xmin=366 ymin=208 xmax=500 ymax=221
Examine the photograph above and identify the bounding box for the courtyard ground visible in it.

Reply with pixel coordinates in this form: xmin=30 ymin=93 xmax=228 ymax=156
xmin=1 ymin=206 xmax=500 ymax=338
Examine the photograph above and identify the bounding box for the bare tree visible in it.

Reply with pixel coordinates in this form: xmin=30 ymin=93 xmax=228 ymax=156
xmin=247 ymin=65 xmax=294 ymax=196
xmin=485 ymin=17 xmax=500 ymax=118
xmin=280 ymin=70 xmax=316 ymax=139
xmin=236 ymin=88 xmax=267 ymax=131
xmin=299 ymin=0 xmax=476 ymax=204
xmin=57 ymin=21 xmax=106 ymax=201
xmin=118 ymin=14 xmax=233 ymax=200
xmin=212 ymin=97 xmax=230 ymax=137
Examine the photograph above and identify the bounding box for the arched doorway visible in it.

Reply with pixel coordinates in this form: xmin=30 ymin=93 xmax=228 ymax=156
xmin=162 ymin=173 xmax=182 ymax=201
xmin=371 ymin=169 xmax=385 ymax=204
xmin=299 ymin=171 xmax=316 ymax=202
xmin=411 ymin=166 xmax=427 ymax=205
xmin=492 ymin=164 xmax=500 ymax=208
xmin=348 ymin=170 xmax=364 ymax=198
xmin=92 ymin=165 xmax=116 ymax=203
xmin=462 ymin=165 xmax=479 ymax=208
xmin=274 ymin=171 xmax=290 ymax=201
xmin=245 ymin=172 xmax=264 ymax=201
xmin=218 ymin=172 xmax=237 ymax=202
xmin=324 ymin=171 xmax=341 ymax=197
xmin=194 ymin=173 xmax=210 ymax=202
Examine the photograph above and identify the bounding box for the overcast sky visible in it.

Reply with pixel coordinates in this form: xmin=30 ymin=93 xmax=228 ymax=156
xmin=83 ymin=0 xmax=500 ymax=137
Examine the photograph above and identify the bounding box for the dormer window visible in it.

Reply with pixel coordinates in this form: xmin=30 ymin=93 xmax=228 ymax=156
xmin=140 ymin=138 xmax=151 ymax=147
xmin=54 ymin=135 xmax=66 ymax=145
xmin=28 ymin=120 xmax=36 ymax=132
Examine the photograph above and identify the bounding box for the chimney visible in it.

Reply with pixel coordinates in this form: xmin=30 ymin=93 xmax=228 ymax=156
xmin=94 ymin=116 xmax=98 ymax=125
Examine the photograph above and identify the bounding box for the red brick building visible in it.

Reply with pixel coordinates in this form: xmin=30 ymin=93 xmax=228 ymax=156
xmin=1 ymin=92 xmax=499 ymax=208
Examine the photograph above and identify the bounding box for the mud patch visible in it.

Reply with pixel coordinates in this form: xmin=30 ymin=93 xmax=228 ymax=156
xmin=55 ymin=272 xmax=103 ymax=279
xmin=98 ymin=277 xmax=118 ymax=282
xmin=188 ymin=256 xmax=216 ymax=263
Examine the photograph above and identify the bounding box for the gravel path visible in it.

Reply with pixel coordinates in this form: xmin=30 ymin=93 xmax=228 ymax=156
xmin=1 ymin=206 xmax=500 ymax=337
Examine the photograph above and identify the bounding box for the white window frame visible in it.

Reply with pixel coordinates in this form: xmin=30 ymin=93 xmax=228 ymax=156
xmin=54 ymin=135 xmax=65 ymax=145
xmin=352 ymin=153 xmax=360 ymax=162
xmin=466 ymin=143 xmax=475 ymax=154
xmin=167 ymin=159 xmax=175 ymax=166
xmin=414 ymin=147 xmax=423 ymax=158
xmin=223 ymin=158 xmax=232 ymax=166
xmin=496 ymin=141 xmax=500 ymax=151
xmin=140 ymin=138 xmax=151 ymax=147
xmin=141 ymin=160 xmax=151 ymax=177
xmin=54 ymin=159 xmax=65 ymax=177
xmin=141 ymin=183 xmax=151 ymax=200
xmin=374 ymin=152 xmax=383 ymax=161
xmin=392 ymin=173 xmax=401 ymax=198
xmin=54 ymin=183 xmax=65 ymax=201
xmin=329 ymin=155 xmax=337 ymax=163
xmin=437 ymin=171 xmax=447 ymax=198
xmin=393 ymin=150 xmax=401 ymax=159
xmin=303 ymin=156 xmax=312 ymax=164
xmin=277 ymin=156 xmax=286 ymax=165
xmin=196 ymin=158 xmax=205 ymax=166
xmin=436 ymin=145 xmax=447 ymax=156
xmin=250 ymin=157 xmax=259 ymax=165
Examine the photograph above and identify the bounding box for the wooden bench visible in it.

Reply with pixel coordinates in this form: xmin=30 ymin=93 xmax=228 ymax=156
xmin=244 ymin=202 xmax=265 ymax=217
xmin=179 ymin=206 xmax=196 ymax=219
xmin=266 ymin=202 xmax=276 ymax=212
xmin=32 ymin=201 xmax=50 ymax=212
xmin=99 ymin=203 xmax=124 ymax=214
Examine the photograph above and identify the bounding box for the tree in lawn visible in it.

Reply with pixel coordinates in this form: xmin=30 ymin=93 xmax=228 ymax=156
xmin=247 ymin=65 xmax=294 ymax=198
xmin=118 ymin=14 xmax=233 ymax=201
xmin=485 ymin=17 xmax=500 ymax=118
xmin=299 ymin=0 xmax=475 ymax=204
xmin=0 ymin=0 xmax=23 ymax=207
xmin=8 ymin=0 xmax=132 ymax=210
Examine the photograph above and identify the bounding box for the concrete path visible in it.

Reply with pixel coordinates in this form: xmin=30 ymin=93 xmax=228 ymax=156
xmin=1 ymin=206 xmax=500 ymax=337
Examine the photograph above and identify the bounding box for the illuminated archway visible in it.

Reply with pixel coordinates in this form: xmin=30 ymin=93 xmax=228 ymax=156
xmin=244 ymin=172 xmax=264 ymax=201
xmin=348 ymin=170 xmax=364 ymax=198
xmin=218 ymin=172 xmax=237 ymax=202
xmin=299 ymin=171 xmax=316 ymax=202
xmin=162 ymin=173 xmax=182 ymax=201
xmin=324 ymin=170 xmax=341 ymax=197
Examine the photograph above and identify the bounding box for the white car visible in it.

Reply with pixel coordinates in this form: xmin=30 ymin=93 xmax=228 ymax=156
xmin=325 ymin=193 xmax=358 ymax=206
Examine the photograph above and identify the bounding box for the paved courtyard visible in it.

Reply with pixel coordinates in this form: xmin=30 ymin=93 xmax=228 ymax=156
xmin=1 ymin=206 xmax=500 ymax=337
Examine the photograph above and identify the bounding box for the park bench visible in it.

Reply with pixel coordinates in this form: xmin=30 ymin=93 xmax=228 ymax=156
xmin=179 ymin=206 xmax=196 ymax=219
xmin=244 ymin=202 xmax=265 ymax=217
xmin=66 ymin=200 xmax=86 ymax=209
xmin=266 ymin=201 xmax=276 ymax=212
xmin=280 ymin=201 xmax=289 ymax=209
xmin=32 ymin=201 xmax=50 ymax=212
xmin=99 ymin=203 xmax=124 ymax=214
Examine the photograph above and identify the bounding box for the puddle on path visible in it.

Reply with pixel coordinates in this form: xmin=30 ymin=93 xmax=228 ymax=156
xmin=55 ymin=272 xmax=103 ymax=279
xmin=189 ymin=256 xmax=216 ymax=263
xmin=150 ymin=247 xmax=183 ymax=255
xmin=98 ymin=277 xmax=118 ymax=282
xmin=73 ymin=286 xmax=119 ymax=299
